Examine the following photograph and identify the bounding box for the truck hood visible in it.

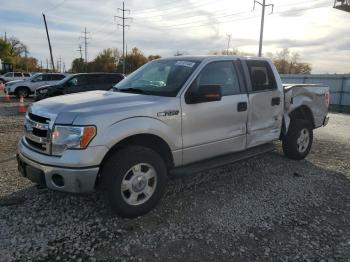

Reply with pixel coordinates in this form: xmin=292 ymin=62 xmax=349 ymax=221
xmin=30 ymin=90 xmax=174 ymax=125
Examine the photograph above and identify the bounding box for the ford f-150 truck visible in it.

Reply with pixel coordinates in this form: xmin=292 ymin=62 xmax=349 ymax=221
xmin=17 ymin=56 xmax=330 ymax=218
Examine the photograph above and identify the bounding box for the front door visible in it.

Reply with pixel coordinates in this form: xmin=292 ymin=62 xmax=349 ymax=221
xmin=244 ymin=60 xmax=284 ymax=148
xmin=181 ymin=60 xmax=248 ymax=165
xmin=65 ymin=75 xmax=88 ymax=94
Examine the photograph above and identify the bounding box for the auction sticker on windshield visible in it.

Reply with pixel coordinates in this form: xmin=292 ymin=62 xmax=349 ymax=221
xmin=175 ymin=61 xmax=195 ymax=67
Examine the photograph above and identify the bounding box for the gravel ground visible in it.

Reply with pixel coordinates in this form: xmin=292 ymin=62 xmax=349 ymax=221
xmin=0 ymin=96 xmax=350 ymax=262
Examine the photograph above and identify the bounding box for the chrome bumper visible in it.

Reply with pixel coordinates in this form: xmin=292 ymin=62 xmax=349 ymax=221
xmin=17 ymin=151 xmax=99 ymax=193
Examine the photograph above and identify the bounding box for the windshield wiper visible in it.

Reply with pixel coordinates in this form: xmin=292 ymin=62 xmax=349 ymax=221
xmin=117 ymin=87 xmax=148 ymax=94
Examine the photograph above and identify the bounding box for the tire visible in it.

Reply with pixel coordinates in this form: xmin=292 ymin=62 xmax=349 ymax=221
xmin=101 ymin=146 xmax=168 ymax=218
xmin=15 ymin=87 xmax=30 ymax=98
xmin=282 ymin=119 xmax=313 ymax=160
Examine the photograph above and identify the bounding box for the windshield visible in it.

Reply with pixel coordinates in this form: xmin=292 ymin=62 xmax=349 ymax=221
xmin=114 ymin=59 xmax=200 ymax=97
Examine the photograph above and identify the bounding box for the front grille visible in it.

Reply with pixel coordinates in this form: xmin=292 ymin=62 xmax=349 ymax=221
xmin=28 ymin=112 xmax=49 ymax=124
xmin=24 ymin=112 xmax=51 ymax=154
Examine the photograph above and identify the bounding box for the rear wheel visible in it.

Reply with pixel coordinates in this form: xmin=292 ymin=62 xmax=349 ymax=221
xmin=282 ymin=119 xmax=313 ymax=160
xmin=16 ymin=87 xmax=30 ymax=98
xmin=101 ymin=146 xmax=168 ymax=218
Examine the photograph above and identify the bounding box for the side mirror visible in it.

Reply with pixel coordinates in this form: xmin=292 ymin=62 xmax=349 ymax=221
xmin=186 ymin=85 xmax=222 ymax=104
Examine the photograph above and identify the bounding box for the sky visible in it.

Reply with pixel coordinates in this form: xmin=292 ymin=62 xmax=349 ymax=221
xmin=0 ymin=0 xmax=349 ymax=73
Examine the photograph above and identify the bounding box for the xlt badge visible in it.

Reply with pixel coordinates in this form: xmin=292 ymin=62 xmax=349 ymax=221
xmin=157 ymin=110 xmax=179 ymax=117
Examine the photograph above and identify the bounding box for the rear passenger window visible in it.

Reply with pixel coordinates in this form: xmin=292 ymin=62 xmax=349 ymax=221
xmin=51 ymin=74 xmax=65 ymax=80
xmin=196 ymin=61 xmax=240 ymax=96
xmin=107 ymin=74 xmax=123 ymax=84
xmin=42 ymin=74 xmax=51 ymax=81
xmin=246 ymin=60 xmax=276 ymax=92
xmin=88 ymin=75 xmax=105 ymax=84
xmin=14 ymin=73 xmax=22 ymax=77
xmin=23 ymin=73 xmax=30 ymax=77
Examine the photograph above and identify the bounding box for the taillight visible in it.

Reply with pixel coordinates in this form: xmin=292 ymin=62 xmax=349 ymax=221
xmin=324 ymin=91 xmax=330 ymax=108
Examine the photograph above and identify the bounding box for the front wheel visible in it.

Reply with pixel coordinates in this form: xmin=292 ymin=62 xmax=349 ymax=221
xmin=101 ymin=146 xmax=168 ymax=218
xmin=282 ymin=119 xmax=313 ymax=160
xmin=16 ymin=87 xmax=30 ymax=98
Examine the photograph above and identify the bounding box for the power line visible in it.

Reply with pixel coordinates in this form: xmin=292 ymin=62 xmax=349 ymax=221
xmin=133 ymin=0 xmax=215 ymax=17
xmin=132 ymin=2 xmax=328 ymax=31
xmin=115 ymin=1 xmax=132 ymax=74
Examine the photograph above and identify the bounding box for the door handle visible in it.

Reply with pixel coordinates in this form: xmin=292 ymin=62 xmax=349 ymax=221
xmin=271 ymin=97 xmax=280 ymax=106
xmin=237 ymin=102 xmax=248 ymax=112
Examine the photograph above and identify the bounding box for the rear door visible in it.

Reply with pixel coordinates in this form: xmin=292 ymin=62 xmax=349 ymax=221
xmin=243 ymin=60 xmax=283 ymax=148
xmin=181 ymin=60 xmax=248 ymax=164
xmin=85 ymin=74 xmax=105 ymax=91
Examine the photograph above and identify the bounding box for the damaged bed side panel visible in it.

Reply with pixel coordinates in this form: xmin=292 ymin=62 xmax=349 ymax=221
xmin=283 ymin=84 xmax=329 ymax=133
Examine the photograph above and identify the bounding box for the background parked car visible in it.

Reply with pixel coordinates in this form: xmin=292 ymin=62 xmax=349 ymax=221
xmin=0 ymin=72 xmax=31 ymax=83
xmin=5 ymin=73 xmax=68 ymax=97
xmin=35 ymin=73 xmax=125 ymax=100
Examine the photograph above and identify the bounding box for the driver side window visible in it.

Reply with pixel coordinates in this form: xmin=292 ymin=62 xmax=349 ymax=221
xmin=192 ymin=61 xmax=241 ymax=96
xmin=67 ymin=76 xmax=86 ymax=87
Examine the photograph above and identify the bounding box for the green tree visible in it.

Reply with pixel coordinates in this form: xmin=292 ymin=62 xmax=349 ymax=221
xmin=119 ymin=47 xmax=148 ymax=74
xmin=71 ymin=58 xmax=85 ymax=73
xmin=7 ymin=37 xmax=27 ymax=57
xmin=86 ymin=48 xmax=120 ymax=72
xmin=15 ymin=56 xmax=39 ymax=72
xmin=148 ymin=55 xmax=161 ymax=61
xmin=0 ymin=39 xmax=15 ymax=64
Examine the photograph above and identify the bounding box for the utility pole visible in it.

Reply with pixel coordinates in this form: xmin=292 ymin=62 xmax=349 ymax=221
xmin=80 ymin=28 xmax=90 ymax=72
xmin=42 ymin=13 xmax=55 ymax=72
xmin=77 ymin=44 xmax=83 ymax=60
xmin=24 ymin=47 xmax=29 ymax=72
xmin=63 ymin=62 xmax=66 ymax=72
xmin=226 ymin=34 xmax=232 ymax=55
xmin=115 ymin=2 xmax=132 ymax=74
xmin=4 ymin=32 xmax=6 ymax=42
xmin=253 ymin=0 xmax=274 ymax=57
xmin=59 ymin=56 xmax=62 ymax=72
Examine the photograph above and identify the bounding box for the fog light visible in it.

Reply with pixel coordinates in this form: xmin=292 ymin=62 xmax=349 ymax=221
xmin=52 ymin=174 xmax=64 ymax=187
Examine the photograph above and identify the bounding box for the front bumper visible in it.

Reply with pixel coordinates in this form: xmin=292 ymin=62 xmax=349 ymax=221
xmin=17 ymin=151 xmax=99 ymax=193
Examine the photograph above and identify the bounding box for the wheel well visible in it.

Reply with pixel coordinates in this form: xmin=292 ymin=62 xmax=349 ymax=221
xmin=15 ymin=86 xmax=31 ymax=94
xmin=101 ymin=134 xmax=174 ymax=170
xmin=289 ymin=105 xmax=315 ymax=128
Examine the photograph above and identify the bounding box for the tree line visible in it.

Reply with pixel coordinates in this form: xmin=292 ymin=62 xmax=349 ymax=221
xmin=1 ymin=34 xmax=312 ymax=75
xmin=71 ymin=48 xmax=161 ymax=74
xmin=0 ymin=37 xmax=40 ymax=72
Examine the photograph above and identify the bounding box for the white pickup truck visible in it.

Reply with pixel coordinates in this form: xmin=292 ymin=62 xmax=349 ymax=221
xmin=17 ymin=56 xmax=329 ymax=217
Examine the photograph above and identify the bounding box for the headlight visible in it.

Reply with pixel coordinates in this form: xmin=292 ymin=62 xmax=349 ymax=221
xmin=39 ymin=89 xmax=48 ymax=94
xmin=51 ymin=125 xmax=96 ymax=155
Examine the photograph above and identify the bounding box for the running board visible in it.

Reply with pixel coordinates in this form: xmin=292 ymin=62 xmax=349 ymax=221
xmin=169 ymin=143 xmax=275 ymax=178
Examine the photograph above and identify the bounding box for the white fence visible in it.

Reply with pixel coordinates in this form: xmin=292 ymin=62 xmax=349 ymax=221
xmin=281 ymin=74 xmax=350 ymax=113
